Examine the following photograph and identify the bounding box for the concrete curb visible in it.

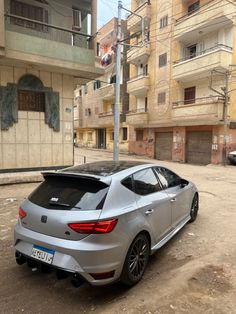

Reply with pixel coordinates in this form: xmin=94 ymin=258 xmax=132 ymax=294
xmin=0 ymin=172 xmax=43 ymax=186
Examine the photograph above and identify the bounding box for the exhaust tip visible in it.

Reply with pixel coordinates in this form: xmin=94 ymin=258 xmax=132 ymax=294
xmin=15 ymin=251 xmax=26 ymax=265
xmin=71 ymin=273 xmax=84 ymax=288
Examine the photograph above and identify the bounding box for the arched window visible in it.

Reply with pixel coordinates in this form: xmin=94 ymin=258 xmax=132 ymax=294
xmin=18 ymin=75 xmax=45 ymax=112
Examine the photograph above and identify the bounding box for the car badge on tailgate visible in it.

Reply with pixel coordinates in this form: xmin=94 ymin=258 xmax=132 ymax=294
xmin=41 ymin=215 xmax=47 ymax=223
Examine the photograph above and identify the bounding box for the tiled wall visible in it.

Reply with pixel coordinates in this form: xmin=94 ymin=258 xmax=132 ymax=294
xmin=0 ymin=65 xmax=74 ymax=170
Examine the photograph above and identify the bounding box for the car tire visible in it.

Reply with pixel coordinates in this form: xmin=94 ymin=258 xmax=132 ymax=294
xmin=120 ymin=233 xmax=150 ymax=286
xmin=189 ymin=193 xmax=199 ymax=223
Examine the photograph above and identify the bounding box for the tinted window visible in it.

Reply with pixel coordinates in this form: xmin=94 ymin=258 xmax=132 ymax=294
xmin=154 ymin=167 xmax=181 ymax=189
xmin=133 ymin=168 xmax=162 ymax=195
xmin=29 ymin=175 xmax=109 ymax=210
xmin=122 ymin=176 xmax=133 ymax=191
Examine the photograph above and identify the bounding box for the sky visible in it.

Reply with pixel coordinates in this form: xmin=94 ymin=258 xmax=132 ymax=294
xmin=97 ymin=0 xmax=131 ymax=29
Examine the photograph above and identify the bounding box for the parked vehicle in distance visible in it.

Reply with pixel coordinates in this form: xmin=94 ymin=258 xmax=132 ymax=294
xmin=14 ymin=161 xmax=199 ymax=287
xmin=228 ymin=151 xmax=236 ymax=165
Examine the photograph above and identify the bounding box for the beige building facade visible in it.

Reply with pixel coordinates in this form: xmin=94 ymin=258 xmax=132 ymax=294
xmin=74 ymin=18 xmax=129 ymax=153
xmin=127 ymin=0 xmax=236 ymax=165
xmin=0 ymin=0 xmax=103 ymax=171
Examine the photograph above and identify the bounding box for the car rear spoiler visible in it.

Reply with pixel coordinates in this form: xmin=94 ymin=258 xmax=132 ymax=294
xmin=41 ymin=171 xmax=111 ymax=185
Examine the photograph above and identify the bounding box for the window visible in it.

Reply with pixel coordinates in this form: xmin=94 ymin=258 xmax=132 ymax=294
xmin=87 ymin=132 xmax=92 ymax=141
xmin=93 ymin=80 xmax=101 ymax=90
xmin=158 ymin=92 xmax=166 ymax=105
xmin=159 ymin=53 xmax=167 ymax=67
xmin=122 ymin=127 xmax=128 ymax=141
xmin=85 ymin=108 xmax=91 ymax=116
xmin=29 ymin=176 xmax=109 ymax=210
xmin=154 ymin=167 xmax=181 ymax=189
xmin=110 ymin=75 xmax=116 ymax=84
xmin=18 ymin=90 xmax=45 ymax=112
xmin=122 ymin=176 xmax=133 ymax=191
xmin=184 ymin=86 xmax=196 ymax=104
xmin=187 ymin=44 xmax=197 ymax=59
xmin=160 ymin=15 xmax=168 ymax=29
xmin=188 ymin=1 xmax=200 ymax=15
xmin=72 ymin=8 xmax=82 ymax=30
xmin=84 ymin=85 xmax=88 ymax=95
xmin=79 ymin=89 xmax=82 ymax=97
xmin=133 ymin=168 xmax=162 ymax=195
xmin=145 ymin=97 xmax=148 ymax=112
xmin=96 ymin=42 xmax=100 ymax=57
xmin=10 ymin=0 xmax=48 ymax=32
xmin=136 ymin=130 xmax=143 ymax=141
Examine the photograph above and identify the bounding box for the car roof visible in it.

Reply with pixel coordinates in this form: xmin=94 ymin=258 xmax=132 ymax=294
xmin=60 ymin=160 xmax=153 ymax=177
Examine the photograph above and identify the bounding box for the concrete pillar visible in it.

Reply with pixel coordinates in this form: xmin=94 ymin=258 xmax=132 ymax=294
xmin=90 ymin=0 xmax=97 ymax=49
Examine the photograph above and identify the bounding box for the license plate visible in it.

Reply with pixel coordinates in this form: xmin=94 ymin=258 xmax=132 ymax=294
xmin=31 ymin=245 xmax=55 ymax=264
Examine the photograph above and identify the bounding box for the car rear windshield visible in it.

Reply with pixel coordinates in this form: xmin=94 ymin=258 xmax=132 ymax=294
xmin=29 ymin=175 xmax=109 ymax=210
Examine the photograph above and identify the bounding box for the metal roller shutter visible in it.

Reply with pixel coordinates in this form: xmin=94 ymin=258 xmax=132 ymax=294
xmin=155 ymin=132 xmax=173 ymax=160
xmin=186 ymin=131 xmax=212 ymax=165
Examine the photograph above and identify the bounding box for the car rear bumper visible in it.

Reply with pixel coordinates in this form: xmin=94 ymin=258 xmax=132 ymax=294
xmin=14 ymin=223 xmax=125 ymax=286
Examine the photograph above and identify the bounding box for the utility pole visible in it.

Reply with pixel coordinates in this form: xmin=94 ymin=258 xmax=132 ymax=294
xmin=114 ymin=0 xmax=122 ymax=162
xmin=113 ymin=1 xmax=147 ymax=162
xmin=222 ymin=70 xmax=229 ymax=166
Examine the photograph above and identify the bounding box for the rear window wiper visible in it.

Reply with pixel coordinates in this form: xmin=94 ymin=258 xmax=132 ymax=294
xmin=49 ymin=201 xmax=71 ymax=208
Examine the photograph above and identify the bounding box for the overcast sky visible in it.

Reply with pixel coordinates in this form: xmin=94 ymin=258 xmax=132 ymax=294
xmin=97 ymin=0 xmax=131 ymax=29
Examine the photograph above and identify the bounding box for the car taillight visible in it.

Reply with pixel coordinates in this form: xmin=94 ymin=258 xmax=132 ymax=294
xmin=19 ymin=207 xmax=27 ymax=219
xmin=68 ymin=219 xmax=118 ymax=234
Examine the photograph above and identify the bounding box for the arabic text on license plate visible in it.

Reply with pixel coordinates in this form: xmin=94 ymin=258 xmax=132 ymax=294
xmin=31 ymin=245 xmax=54 ymax=264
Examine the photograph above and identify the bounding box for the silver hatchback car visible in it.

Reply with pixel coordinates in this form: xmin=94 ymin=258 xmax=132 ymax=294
xmin=14 ymin=161 xmax=199 ymax=286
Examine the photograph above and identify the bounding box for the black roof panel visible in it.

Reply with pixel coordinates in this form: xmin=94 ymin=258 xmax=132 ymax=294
xmin=61 ymin=161 xmax=148 ymax=177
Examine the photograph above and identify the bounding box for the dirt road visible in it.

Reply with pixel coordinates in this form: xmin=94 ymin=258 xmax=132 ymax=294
xmin=0 ymin=149 xmax=236 ymax=314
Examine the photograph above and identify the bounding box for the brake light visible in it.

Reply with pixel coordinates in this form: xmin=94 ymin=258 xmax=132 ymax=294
xmin=19 ymin=207 xmax=27 ymax=219
xmin=68 ymin=219 xmax=118 ymax=234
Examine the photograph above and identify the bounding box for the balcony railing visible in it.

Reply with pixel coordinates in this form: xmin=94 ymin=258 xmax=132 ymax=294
xmin=172 ymin=96 xmax=224 ymax=124
xmin=173 ymin=96 xmax=224 ymax=107
xmin=127 ymin=1 xmax=151 ymax=32
xmin=99 ymin=111 xmax=114 ymax=117
xmin=5 ymin=13 xmax=93 ymax=48
xmin=174 ymin=44 xmax=232 ymax=64
xmin=176 ymin=0 xmax=213 ymax=23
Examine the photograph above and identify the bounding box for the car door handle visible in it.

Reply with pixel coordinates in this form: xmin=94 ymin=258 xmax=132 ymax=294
xmin=145 ymin=209 xmax=154 ymax=215
xmin=170 ymin=198 xmax=176 ymax=203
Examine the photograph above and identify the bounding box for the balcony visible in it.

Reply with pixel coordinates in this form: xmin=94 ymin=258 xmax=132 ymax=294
xmin=126 ymin=109 xmax=148 ymax=126
xmin=127 ymin=2 xmax=151 ymax=33
xmin=127 ymin=74 xmax=150 ymax=96
xmin=98 ymin=111 xmax=114 ymax=127
xmin=172 ymin=96 xmax=224 ymax=125
xmin=173 ymin=45 xmax=233 ymax=81
xmin=3 ymin=14 xmax=103 ymax=81
xmin=99 ymin=84 xmax=116 ymax=100
xmin=127 ymin=44 xmax=151 ymax=65
xmin=174 ymin=0 xmax=235 ymax=39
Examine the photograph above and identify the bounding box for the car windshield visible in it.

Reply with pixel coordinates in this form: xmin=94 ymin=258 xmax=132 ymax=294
xmin=29 ymin=175 xmax=109 ymax=210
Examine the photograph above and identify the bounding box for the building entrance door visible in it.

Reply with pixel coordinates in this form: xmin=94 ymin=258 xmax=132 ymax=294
xmin=97 ymin=129 xmax=106 ymax=149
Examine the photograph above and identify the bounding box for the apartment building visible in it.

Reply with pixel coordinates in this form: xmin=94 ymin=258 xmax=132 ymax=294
xmin=74 ymin=18 xmax=129 ymax=152
xmin=0 ymin=0 xmax=103 ymax=171
xmin=127 ymin=0 xmax=236 ymax=165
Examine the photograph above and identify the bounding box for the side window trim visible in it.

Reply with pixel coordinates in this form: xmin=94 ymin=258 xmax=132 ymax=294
xmin=152 ymin=167 xmax=166 ymax=190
